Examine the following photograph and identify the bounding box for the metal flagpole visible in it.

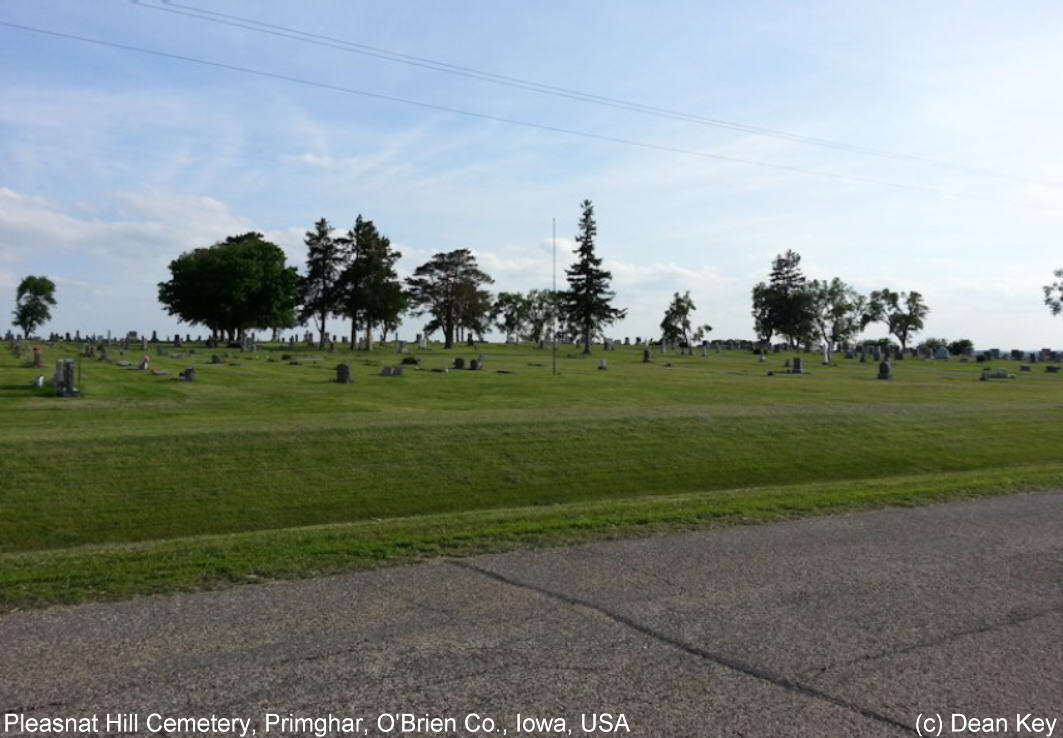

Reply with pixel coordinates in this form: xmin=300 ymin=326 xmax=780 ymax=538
xmin=552 ymin=217 xmax=557 ymax=377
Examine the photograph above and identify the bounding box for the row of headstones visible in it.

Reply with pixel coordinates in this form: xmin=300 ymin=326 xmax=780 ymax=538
xmin=335 ymin=364 xmax=406 ymax=382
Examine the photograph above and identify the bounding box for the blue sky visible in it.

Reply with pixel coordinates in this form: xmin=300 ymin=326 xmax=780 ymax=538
xmin=2 ymin=1 xmax=1062 ymax=347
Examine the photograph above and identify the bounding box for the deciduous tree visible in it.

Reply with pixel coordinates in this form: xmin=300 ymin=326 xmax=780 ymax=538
xmin=158 ymin=233 xmax=299 ymax=342
xmin=13 ymin=275 xmax=56 ymax=338
xmin=807 ymin=278 xmax=865 ymax=361
xmin=868 ymin=288 xmax=929 ymax=351
xmin=660 ymin=291 xmax=697 ymax=346
xmin=1044 ymin=269 xmax=1063 ymax=317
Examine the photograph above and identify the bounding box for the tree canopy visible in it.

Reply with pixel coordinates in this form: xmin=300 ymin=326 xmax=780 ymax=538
xmin=868 ymin=288 xmax=929 ymax=351
xmin=405 ymin=249 xmax=494 ymax=348
xmin=337 ymin=215 xmax=406 ymax=350
xmin=157 ymin=232 xmax=299 ymax=341
xmin=492 ymin=291 xmax=531 ymax=343
xmin=660 ymin=291 xmax=696 ymax=346
xmin=1044 ymin=268 xmax=1063 ymax=318
xmin=807 ymin=277 xmax=868 ymax=360
xmin=751 ymin=250 xmax=815 ymax=348
xmin=13 ymin=275 xmax=56 ymax=338
xmin=562 ymin=200 xmax=625 ymax=353
xmin=299 ymin=218 xmax=344 ymax=345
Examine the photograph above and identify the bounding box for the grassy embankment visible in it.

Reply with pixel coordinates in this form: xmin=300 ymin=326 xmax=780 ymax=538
xmin=2 ymin=340 xmax=1061 ymax=610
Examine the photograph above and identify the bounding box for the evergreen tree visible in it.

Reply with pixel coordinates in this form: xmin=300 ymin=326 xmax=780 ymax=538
xmin=299 ymin=218 xmax=344 ymax=346
xmin=562 ymin=200 xmax=625 ymax=354
xmin=406 ymin=249 xmax=494 ymax=348
xmin=750 ymin=250 xmax=814 ymax=348
xmin=338 ymin=215 xmax=406 ymax=350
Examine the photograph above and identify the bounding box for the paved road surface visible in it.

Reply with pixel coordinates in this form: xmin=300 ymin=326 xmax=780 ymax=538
xmin=3 ymin=493 xmax=1062 ymax=737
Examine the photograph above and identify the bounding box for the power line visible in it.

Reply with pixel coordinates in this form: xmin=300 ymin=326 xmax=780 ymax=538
xmin=134 ymin=0 xmax=1060 ymax=189
xmin=0 ymin=20 xmax=1056 ymax=211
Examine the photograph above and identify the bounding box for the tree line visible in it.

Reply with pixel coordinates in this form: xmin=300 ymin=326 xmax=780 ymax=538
xmin=751 ymin=249 xmax=930 ymax=359
xmin=156 ymin=200 xmax=624 ymax=351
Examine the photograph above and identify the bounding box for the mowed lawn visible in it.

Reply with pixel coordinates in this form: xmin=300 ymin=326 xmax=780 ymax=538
xmin=2 ymin=340 xmax=1062 ymax=610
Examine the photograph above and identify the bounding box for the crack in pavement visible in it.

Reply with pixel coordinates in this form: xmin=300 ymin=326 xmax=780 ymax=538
xmin=450 ymin=559 xmax=912 ymax=735
xmin=800 ymin=600 xmax=1063 ymax=678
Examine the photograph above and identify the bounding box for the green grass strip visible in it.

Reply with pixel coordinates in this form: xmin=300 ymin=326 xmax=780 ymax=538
xmin=3 ymin=464 xmax=1060 ymax=613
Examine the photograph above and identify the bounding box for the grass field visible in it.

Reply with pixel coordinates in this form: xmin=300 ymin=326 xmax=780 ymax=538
xmin=2 ymin=339 xmax=1062 ymax=611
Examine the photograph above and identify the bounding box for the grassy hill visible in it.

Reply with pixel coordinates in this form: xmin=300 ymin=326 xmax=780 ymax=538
xmin=2 ymin=339 xmax=1061 ymax=610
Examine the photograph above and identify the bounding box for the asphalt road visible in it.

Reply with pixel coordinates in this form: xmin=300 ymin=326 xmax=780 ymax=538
xmin=3 ymin=493 xmax=1062 ymax=738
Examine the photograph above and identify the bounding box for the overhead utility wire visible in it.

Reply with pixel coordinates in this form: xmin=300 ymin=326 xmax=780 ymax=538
xmin=0 ymin=21 xmax=1053 ymax=211
xmin=135 ymin=0 xmax=1058 ymax=189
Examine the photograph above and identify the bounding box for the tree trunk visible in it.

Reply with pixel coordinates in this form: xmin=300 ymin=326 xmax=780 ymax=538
xmin=364 ymin=321 xmax=374 ymax=352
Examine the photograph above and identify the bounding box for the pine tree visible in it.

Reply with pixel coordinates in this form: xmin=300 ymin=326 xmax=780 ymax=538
xmin=562 ymin=200 xmax=625 ymax=354
xmin=338 ymin=215 xmax=406 ymax=350
xmin=299 ymin=218 xmax=344 ymax=346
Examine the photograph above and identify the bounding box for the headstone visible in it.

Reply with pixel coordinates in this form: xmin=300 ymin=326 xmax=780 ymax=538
xmin=791 ymin=357 xmax=803 ymax=374
xmin=597 ymin=359 xmax=607 ymax=370
xmin=398 ymin=341 xmax=407 ymax=354
xmin=179 ymin=367 xmax=197 ymax=381
xmin=1020 ymin=365 xmax=1032 ymax=372
xmin=54 ymin=359 xmax=77 ymax=396
xmin=980 ymin=369 xmax=1013 ymax=380
xmin=1046 ymin=365 xmax=1060 ymax=374
xmin=642 ymin=349 xmax=652 ymax=363
xmin=453 ymin=357 xmax=465 ymax=370
xmin=335 ymin=363 xmax=352 ymax=383
xmin=783 ymin=358 xmax=791 ymax=369
xmin=470 ymin=359 xmax=481 ymax=371
xmin=137 ymin=355 xmax=150 ymax=370
xmin=844 ymin=350 xmax=855 ymax=360
xmin=173 ymin=335 xmax=182 ymax=348
xmin=871 ymin=346 xmax=882 ymax=362
xmin=380 ymin=366 xmax=404 ymax=377
xmin=877 ymin=361 xmax=892 ymax=380
xmin=934 ymin=345 xmax=949 ymax=360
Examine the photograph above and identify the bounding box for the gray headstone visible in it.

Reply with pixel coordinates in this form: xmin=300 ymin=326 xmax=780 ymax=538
xmin=597 ymin=359 xmax=607 ymax=370
xmin=877 ymin=361 xmax=892 ymax=380
xmin=642 ymin=349 xmax=652 ymax=363
xmin=791 ymin=356 xmax=803 ymax=374
xmin=180 ymin=367 xmax=197 ymax=381
xmin=336 ymin=363 xmax=352 ymax=383
xmin=453 ymin=357 xmax=465 ymax=370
